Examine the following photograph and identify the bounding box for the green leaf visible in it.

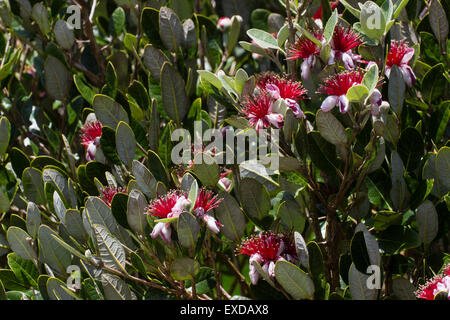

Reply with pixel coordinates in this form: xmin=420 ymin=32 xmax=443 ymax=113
xmin=93 ymin=94 xmax=129 ymax=129
xmin=239 ymin=178 xmax=271 ymax=227
xmin=54 ymin=20 xmax=74 ymax=50
xmin=214 ymin=191 xmax=246 ymax=242
xmin=159 ymin=6 xmax=184 ymax=52
xmin=227 ymin=15 xmax=241 ymax=53
xmin=132 ymin=160 xmax=157 ymax=198
xmin=38 ymin=225 xmax=72 ymax=275
xmin=350 ymin=231 xmax=372 ymax=274
xmin=127 ymin=189 xmax=148 ymax=235
xmin=115 ymin=121 xmax=136 ymax=168
xmin=0 ymin=117 xmax=11 ymax=159
xmin=26 ymin=202 xmax=40 ymax=240
xmin=416 ymin=200 xmax=438 ymax=246
xmin=74 ymin=74 xmax=95 ymax=105
xmin=348 ymin=263 xmax=377 ymax=300
xmin=64 ymin=209 xmax=89 ymax=242
xmin=171 ymin=257 xmax=199 ymax=281
xmin=388 ymin=65 xmax=405 ymax=116
xmin=101 ymin=273 xmax=135 ymax=300
xmin=316 ymin=110 xmax=347 ymax=145
xmin=398 ymin=127 xmax=424 ymax=171
xmin=31 ymin=3 xmax=50 ymax=34
xmin=246 ymin=29 xmax=279 ymax=50
xmin=93 ymin=224 xmax=126 ymax=273
xmin=294 ymin=232 xmax=309 ymax=269
xmin=198 ymin=70 xmax=223 ymax=90
xmin=7 ymin=253 xmax=38 ymax=288
xmin=111 ymin=7 xmax=125 ymax=37
xmin=323 ymin=9 xmax=338 ymax=44
xmin=84 ymin=196 xmax=120 ymax=238
xmin=47 ymin=277 xmax=77 ymax=300
xmin=22 ymin=168 xmax=45 ymax=205
xmin=160 ymin=62 xmax=189 ymax=125
xmin=193 ymin=152 xmax=220 ymax=187
xmin=142 ymin=45 xmax=170 ymax=81
xmin=428 ymin=0 xmax=449 ymax=51
xmin=102 ymin=62 xmax=118 ymax=99
xmin=177 ymin=212 xmax=200 ymax=248
xmin=44 ymin=56 xmax=71 ymax=102
xmin=111 ymin=193 xmax=130 ymax=230
xmin=362 ymin=63 xmax=379 ymax=93
xmin=360 ymin=1 xmax=386 ymax=40
xmin=346 ymin=84 xmax=370 ymax=103
xmin=274 ymin=260 xmax=315 ymax=300
xmin=6 ymin=227 xmax=37 ymax=261
xmin=392 ymin=0 xmax=410 ymax=19
xmin=277 ymin=200 xmax=306 ymax=234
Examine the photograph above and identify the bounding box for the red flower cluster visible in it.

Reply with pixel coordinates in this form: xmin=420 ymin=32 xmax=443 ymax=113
xmin=100 ymin=186 xmax=127 ymax=207
xmin=237 ymin=232 xmax=297 ymax=284
xmin=415 ymin=264 xmax=450 ymax=300
xmin=80 ymin=120 xmax=103 ymax=161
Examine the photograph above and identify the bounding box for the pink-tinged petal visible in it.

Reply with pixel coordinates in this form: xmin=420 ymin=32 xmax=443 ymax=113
xmin=400 ymin=65 xmax=416 ymax=87
xmin=320 ymin=95 xmax=339 ymax=112
xmin=385 ymin=66 xmax=391 ymax=79
xmin=338 ymin=95 xmax=350 ymax=113
xmin=266 ymin=113 xmax=284 ymax=128
xmin=86 ymin=142 xmax=97 ymax=161
xmin=266 ymin=83 xmax=281 ymax=100
xmin=151 ymin=222 xmax=171 ymax=243
xmin=338 ymin=95 xmax=350 ymax=114
xmin=400 ymin=47 xmax=415 ymax=65
xmin=268 ymin=261 xmax=276 ymax=278
xmin=327 ymin=49 xmax=336 ymax=65
xmin=285 ymin=99 xmax=305 ymax=119
xmin=203 ymin=214 xmax=221 ymax=234
xmin=248 ymin=261 xmax=260 ymax=285
xmin=168 ymin=196 xmax=191 ymax=218
xmin=300 ymin=60 xmax=311 ymax=80
xmin=218 ymin=177 xmax=232 ymax=191
xmin=261 ymin=262 xmax=269 ymax=274
xmin=341 ymin=52 xmax=355 ymax=69
xmin=369 ymin=89 xmax=382 ymax=107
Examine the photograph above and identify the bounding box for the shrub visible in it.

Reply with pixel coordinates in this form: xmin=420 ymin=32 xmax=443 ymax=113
xmin=0 ymin=0 xmax=448 ymax=300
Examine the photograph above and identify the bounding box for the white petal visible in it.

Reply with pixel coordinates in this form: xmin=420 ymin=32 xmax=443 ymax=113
xmin=160 ymin=223 xmax=172 ymax=243
xmin=320 ymin=95 xmax=339 ymax=112
xmin=300 ymin=60 xmax=311 ymax=80
xmin=266 ymin=84 xmax=281 ymax=100
xmin=249 ymin=263 xmax=260 ymax=285
xmin=266 ymin=113 xmax=284 ymax=129
xmin=268 ymin=261 xmax=276 ymax=278
xmin=342 ymin=52 xmax=355 ymax=69
xmin=384 ymin=67 xmax=391 ymax=79
xmin=400 ymin=47 xmax=415 ymax=65
xmin=327 ymin=50 xmax=336 ymax=65
xmin=400 ymin=65 xmax=416 ymax=87
xmin=338 ymin=95 xmax=350 ymax=114
xmin=203 ymin=215 xmax=220 ymax=234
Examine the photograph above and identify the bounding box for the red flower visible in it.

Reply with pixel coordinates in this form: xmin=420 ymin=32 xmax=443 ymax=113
xmin=100 ymin=186 xmax=127 ymax=207
xmin=385 ymin=40 xmax=416 ymax=87
xmin=237 ymin=232 xmax=297 ymax=284
xmin=80 ymin=120 xmax=102 ymax=147
xmin=328 ymin=25 xmax=362 ymax=69
xmin=194 ymin=189 xmax=222 ymax=216
xmin=317 ymin=69 xmax=364 ymax=113
xmin=241 ymin=93 xmax=284 ymax=132
xmin=257 ymin=73 xmax=307 ymax=102
xmin=415 ymin=264 xmax=450 ymax=300
xmin=287 ymin=32 xmax=323 ymax=61
xmin=145 ymin=190 xmax=189 ymax=219
xmin=145 ymin=190 xmax=191 ymax=243
xmin=193 ymin=189 xmax=223 ymax=234
xmin=80 ymin=120 xmax=103 ymax=161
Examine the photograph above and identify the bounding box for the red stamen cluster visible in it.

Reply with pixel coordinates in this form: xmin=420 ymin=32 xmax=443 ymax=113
xmin=145 ymin=190 xmax=185 ymax=218
xmin=256 ymin=73 xmax=307 ymax=101
xmin=330 ymin=25 xmax=363 ymax=53
xmin=317 ymin=69 xmax=364 ymax=97
xmin=100 ymin=186 xmax=127 ymax=207
xmin=287 ymin=32 xmax=323 ymax=61
xmin=386 ymin=40 xmax=412 ymax=67
xmin=415 ymin=264 xmax=450 ymax=300
xmin=194 ymin=189 xmax=222 ymax=214
xmin=80 ymin=120 xmax=103 ymax=146
xmin=236 ymin=231 xmax=295 ymax=261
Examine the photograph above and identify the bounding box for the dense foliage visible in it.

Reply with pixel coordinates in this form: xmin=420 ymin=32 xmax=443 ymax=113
xmin=0 ymin=0 xmax=448 ymax=300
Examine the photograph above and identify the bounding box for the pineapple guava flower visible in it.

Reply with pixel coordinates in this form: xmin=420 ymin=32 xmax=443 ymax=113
xmin=99 ymin=186 xmax=127 ymax=207
xmin=416 ymin=264 xmax=450 ymax=300
xmin=318 ymin=69 xmax=364 ymax=113
xmin=241 ymin=93 xmax=284 ymax=132
xmin=256 ymin=73 xmax=307 ymax=118
xmin=236 ymin=232 xmax=297 ymax=285
xmin=145 ymin=191 xmax=191 ymax=243
xmin=385 ymin=40 xmax=416 ymax=87
xmin=193 ymin=189 xmax=223 ymax=234
xmin=328 ymin=25 xmax=363 ymax=69
xmin=218 ymin=169 xmax=232 ymax=192
xmin=286 ymin=32 xmax=324 ymax=80
xmin=80 ymin=120 xmax=103 ymax=161
xmin=217 ymin=17 xmax=232 ymax=31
